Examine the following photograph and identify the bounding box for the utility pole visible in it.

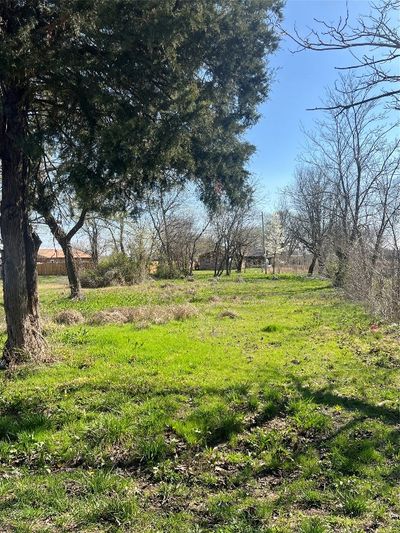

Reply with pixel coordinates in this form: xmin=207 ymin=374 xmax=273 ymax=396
xmin=261 ymin=212 xmax=268 ymax=274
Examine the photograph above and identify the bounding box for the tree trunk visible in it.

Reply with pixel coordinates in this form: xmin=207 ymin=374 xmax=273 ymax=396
xmin=308 ymin=254 xmax=317 ymax=276
xmin=1 ymin=88 xmax=45 ymax=365
xmin=89 ymin=223 xmax=100 ymax=265
xmin=334 ymin=249 xmax=347 ymax=288
xmin=36 ymin=204 xmax=86 ymax=299
xmin=225 ymin=248 xmax=232 ymax=276
xmin=236 ymin=253 xmax=245 ymax=273
xmin=317 ymin=255 xmax=324 ymax=274
xmin=61 ymin=239 xmax=82 ymax=299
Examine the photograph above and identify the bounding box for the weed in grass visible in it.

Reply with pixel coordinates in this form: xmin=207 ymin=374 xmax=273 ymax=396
xmin=329 ymin=423 xmax=385 ymax=475
xmin=259 ymin=386 xmax=288 ymax=421
xmin=289 ymin=399 xmax=332 ymax=435
xmin=83 ymin=494 xmax=138 ymax=526
xmin=207 ymin=492 xmax=237 ymax=523
xmin=336 ymin=481 xmax=368 ymax=517
xmin=60 ymin=326 xmax=89 ymax=345
xmin=300 ymin=517 xmax=328 ymax=533
xmin=297 ymin=448 xmax=322 ymax=478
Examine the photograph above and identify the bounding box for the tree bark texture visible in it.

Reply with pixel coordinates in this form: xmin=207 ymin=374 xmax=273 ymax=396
xmin=1 ymin=87 xmax=45 ymax=364
xmin=308 ymin=254 xmax=317 ymax=275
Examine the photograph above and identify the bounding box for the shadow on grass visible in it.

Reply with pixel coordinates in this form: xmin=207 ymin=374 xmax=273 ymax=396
xmin=0 ymin=396 xmax=52 ymax=440
xmin=292 ymin=378 xmax=399 ymax=424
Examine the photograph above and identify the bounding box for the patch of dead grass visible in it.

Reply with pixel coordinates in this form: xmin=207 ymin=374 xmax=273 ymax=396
xmin=89 ymin=304 xmax=198 ymax=328
xmin=89 ymin=310 xmax=128 ymax=325
xmin=54 ymin=310 xmax=85 ymax=325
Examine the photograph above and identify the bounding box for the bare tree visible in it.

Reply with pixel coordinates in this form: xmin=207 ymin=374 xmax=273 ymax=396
xmin=210 ymin=203 xmax=259 ymax=276
xmin=369 ymin=142 xmax=400 ymax=265
xmin=126 ymin=218 xmax=157 ymax=281
xmin=285 ymin=167 xmax=333 ymax=275
xmin=146 ymin=185 xmax=210 ymax=277
xmin=303 ymin=76 xmax=399 ymax=285
xmin=285 ymin=0 xmax=400 ymax=110
xmin=264 ymin=212 xmax=285 ymax=274
xmin=103 ymin=213 xmax=132 ymax=256
xmin=80 ymin=216 xmax=110 ymax=265
xmin=34 ymin=164 xmax=89 ymax=299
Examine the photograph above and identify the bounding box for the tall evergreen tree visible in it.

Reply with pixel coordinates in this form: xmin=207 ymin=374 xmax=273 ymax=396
xmin=0 ymin=0 xmax=282 ymax=364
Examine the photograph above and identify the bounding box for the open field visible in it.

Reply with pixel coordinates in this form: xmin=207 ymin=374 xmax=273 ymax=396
xmin=0 ymin=272 xmax=399 ymax=532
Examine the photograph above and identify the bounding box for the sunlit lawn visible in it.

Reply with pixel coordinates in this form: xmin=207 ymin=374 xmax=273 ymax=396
xmin=0 ymin=271 xmax=399 ymax=532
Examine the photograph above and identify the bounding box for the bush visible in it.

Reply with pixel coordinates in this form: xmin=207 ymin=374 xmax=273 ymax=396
xmin=81 ymin=254 xmax=149 ymax=288
xmin=155 ymin=260 xmax=182 ymax=280
xmin=344 ymin=243 xmax=400 ymax=321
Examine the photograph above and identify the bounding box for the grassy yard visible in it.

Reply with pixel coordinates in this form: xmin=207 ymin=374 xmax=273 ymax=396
xmin=0 ymin=272 xmax=399 ymax=532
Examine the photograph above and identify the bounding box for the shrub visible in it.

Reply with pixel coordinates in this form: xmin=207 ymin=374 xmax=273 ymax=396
xmin=155 ymin=260 xmax=182 ymax=280
xmin=344 ymin=243 xmax=400 ymax=322
xmin=81 ymin=253 xmax=149 ymax=288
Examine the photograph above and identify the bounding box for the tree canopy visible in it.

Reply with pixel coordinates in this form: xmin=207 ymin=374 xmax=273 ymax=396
xmin=2 ymin=0 xmax=282 ymax=204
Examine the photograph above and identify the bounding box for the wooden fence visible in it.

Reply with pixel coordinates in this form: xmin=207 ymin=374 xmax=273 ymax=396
xmin=37 ymin=262 xmax=92 ymax=276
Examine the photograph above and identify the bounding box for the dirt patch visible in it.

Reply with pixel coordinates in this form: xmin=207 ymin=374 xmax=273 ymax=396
xmin=218 ymin=310 xmax=239 ymax=319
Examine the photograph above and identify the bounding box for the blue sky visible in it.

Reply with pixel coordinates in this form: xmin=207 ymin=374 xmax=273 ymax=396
xmin=246 ymin=0 xmax=371 ymax=207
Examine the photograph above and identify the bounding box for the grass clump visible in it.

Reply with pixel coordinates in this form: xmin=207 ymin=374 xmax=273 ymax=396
xmin=54 ymin=310 xmax=84 ymax=325
xmin=218 ymin=310 xmax=239 ymax=319
xmin=89 ymin=303 xmax=198 ymax=328
xmin=262 ymin=323 xmax=284 ymax=332
xmin=173 ymin=399 xmax=243 ymax=446
xmin=89 ymin=309 xmax=128 ymax=325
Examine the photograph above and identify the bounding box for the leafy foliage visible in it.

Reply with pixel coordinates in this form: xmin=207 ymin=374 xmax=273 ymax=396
xmin=1 ymin=0 xmax=282 ymax=208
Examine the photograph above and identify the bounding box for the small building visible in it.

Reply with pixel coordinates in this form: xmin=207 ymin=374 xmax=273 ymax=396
xmin=197 ymin=248 xmax=266 ymax=271
xmin=37 ymin=248 xmax=92 ymax=264
xmin=197 ymin=251 xmax=216 ymax=270
xmin=243 ymin=247 xmax=266 ymax=269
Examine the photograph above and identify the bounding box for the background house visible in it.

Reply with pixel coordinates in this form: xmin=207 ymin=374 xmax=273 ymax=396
xmin=37 ymin=248 xmax=92 ymax=275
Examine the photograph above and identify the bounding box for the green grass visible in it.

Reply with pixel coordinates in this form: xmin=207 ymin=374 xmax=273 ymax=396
xmin=0 ymin=271 xmax=399 ymax=531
